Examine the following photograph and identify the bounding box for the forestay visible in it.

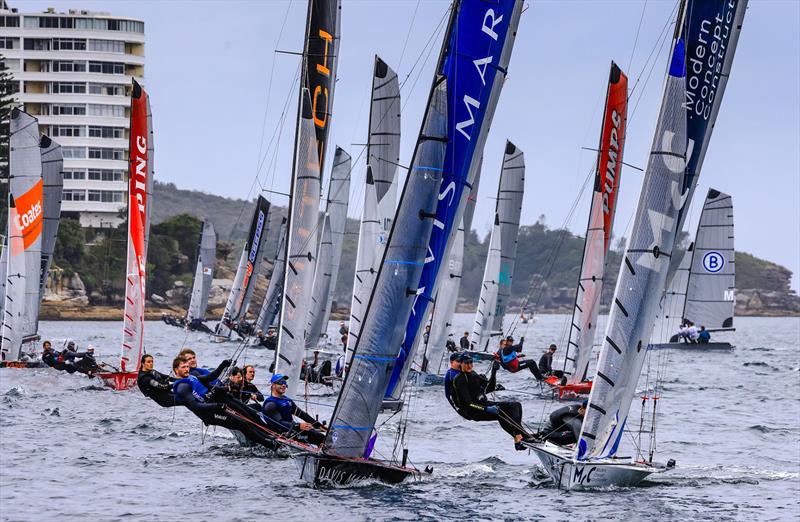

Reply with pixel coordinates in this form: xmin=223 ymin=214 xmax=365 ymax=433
xmin=1 ymin=109 xmax=43 ymax=362
xmin=306 ymin=147 xmax=351 ymax=348
xmin=187 ymin=221 xmax=216 ymax=322
xmin=387 ymin=0 xmax=524 ymax=400
xmin=564 ymin=63 xmax=627 ymax=385
xmin=578 ymin=0 xmax=748 ymax=461
xmin=683 ymin=189 xmax=735 ymax=330
xmin=324 ymin=78 xmax=447 ymax=459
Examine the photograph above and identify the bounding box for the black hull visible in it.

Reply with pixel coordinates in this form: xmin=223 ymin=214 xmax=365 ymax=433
xmin=651 ymin=342 xmax=733 ymax=351
xmin=464 ymin=350 xmax=495 ymax=362
xmin=298 ymin=452 xmax=422 ymax=487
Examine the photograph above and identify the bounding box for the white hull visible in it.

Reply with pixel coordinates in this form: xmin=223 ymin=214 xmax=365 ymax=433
xmin=526 ymin=441 xmax=670 ymax=490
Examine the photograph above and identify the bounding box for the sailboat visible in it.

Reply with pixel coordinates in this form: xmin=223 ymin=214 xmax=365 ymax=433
xmin=254 ymin=217 xmax=287 ymax=334
xmin=305 ymin=147 xmax=351 ymax=349
xmin=346 ymin=55 xmax=401 ymax=366
xmin=525 ymin=0 xmax=748 ymax=489
xmin=97 ymin=79 xmax=154 ymax=391
xmin=384 ymin=0 xmax=524 ymax=406
xmin=547 ymin=62 xmax=628 ymax=398
xmin=184 ymin=220 xmax=216 ymax=333
xmin=467 ymin=143 xmax=525 ymax=359
xmin=213 ymin=196 xmax=271 ymax=340
xmin=272 ymin=0 xmax=341 ymax=395
xmin=653 ymin=188 xmax=735 ymax=350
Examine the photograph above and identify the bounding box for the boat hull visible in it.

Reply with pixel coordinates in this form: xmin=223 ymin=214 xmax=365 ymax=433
xmin=650 ymin=342 xmax=733 ymax=351
xmin=526 ymin=441 xmax=669 ymax=490
xmin=0 ymin=360 xmax=45 ymax=369
xmin=294 ymin=451 xmax=422 ymax=487
xmin=544 ymin=376 xmax=592 ymax=399
xmin=96 ymin=371 xmax=138 ymax=391
xmin=463 ymin=350 xmax=496 ymax=362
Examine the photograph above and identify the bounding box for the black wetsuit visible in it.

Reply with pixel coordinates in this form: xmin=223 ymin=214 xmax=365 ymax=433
xmin=261 ymin=395 xmax=324 ymax=445
xmin=459 ymin=336 xmax=470 ymax=350
xmin=138 ymin=369 xmax=176 ymax=407
xmin=73 ymin=353 xmax=101 ymax=375
xmin=540 ymin=404 xmax=583 ymax=445
xmin=452 ymin=366 xmax=526 ymax=438
xmin=301 ymin=360 xmax=332 ymax=385
xmin=497 ymin=340 xmax=543 ymax=379
xmin=258 ymin=335 xmax=277 ymax=350
xmin=538 ymin=351 xmax=564 ymax=378
xmin=187 ymin=318 xmax=213 ymax=334
xmin=241 ymin=382 xmax=264 ymax=404
xmin=189 ymin=360 xmax=229 ymax=383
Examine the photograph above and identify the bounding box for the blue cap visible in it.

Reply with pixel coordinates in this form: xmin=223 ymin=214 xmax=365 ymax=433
xmin=270 ymin=374 xmax=288 ymax=385
xmin=581 ymin=399 xmax=588 ymax=408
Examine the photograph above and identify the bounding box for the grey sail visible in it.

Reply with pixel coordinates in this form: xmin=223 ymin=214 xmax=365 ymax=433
xmin=0 ymin=238 xmax=6 ymax=325
xmin=274 ymin=89 xmax=322 ymax=395
xmin=324 ymin=78 xmax=447 ymax=459
xmin=38 ymin=136 xmax=63 ymax=310
xmin=470 ymin=144 xmax=525 ymax=350
xmin=306 ymin=147 xmax=351 ymax=348
xmin=1 ymin=109 xmax=43 ymax=361
xmin=683 ymin=189 xmax=735 ymax=330
xmin=257 ymin=217 xmax=287 ymax=332
xmin=187 ymin=221 xmax=216 ymax=321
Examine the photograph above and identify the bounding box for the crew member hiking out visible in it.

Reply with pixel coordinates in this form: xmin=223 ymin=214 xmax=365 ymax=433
xmin=535 ymin=400 xmax=587 ymax=445
xmin=137 ymin=354 xmax=177 ymax=407
xmin=451 ymin=353 xmax=533 ymax=450
xmin=260 ymin=374 xmax=326 ymax=445
xmin=495 ymin=336 xmax=543 ymax=380
xmin=443 ymin=353 xmax=461 ymax=410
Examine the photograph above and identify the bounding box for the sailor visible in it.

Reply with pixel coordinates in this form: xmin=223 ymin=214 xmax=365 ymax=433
xmin=260 ymin=374 xmax=325 ymax=445
xmin=538 ymin=344 xmax=564 ymax=379
xmin=697 ymin=325 xmax=711 ymax=344
xmin=137 ymin=354 xmax=177 ymax=407
xmin=223 ymin=366 xmax=247 ymax=399
xmin=537 ymin=400 xmax=587 ymax=445
xmin=41 ymin=341 xmax=66 ymax=371
xmin=459 ymin=331 xmax=470 ymax=351
xmin=445 ymin=339 xmax=457 ymax=353
xmin=179 ymin=348 xmax=229 ymax=382
xmin=495 ymin=336 xmax=543 ymax=380
xmin=73 ymin=345 xmax=102 ymax=376
xmin=338 ymin=321 xmax=348 ymax=336
xmin=242 ymin=365 xmax=265 ymax=404
xmin=300 ymin=351 xmax=332 ymax=385
xmin=443 ymin=353 xmax=462 ymax=410
xmin=422 ymin=324 xmax=431 ymax=346
xmin=451 ymin=354 xmax=532 ymax=448
xmin=334 ymin=335 xmax=347 ymax=378
xmin=686 ymin=322 xmax=699 ymax=344
xmin=262 ymin=328 xmax=278 ymax=351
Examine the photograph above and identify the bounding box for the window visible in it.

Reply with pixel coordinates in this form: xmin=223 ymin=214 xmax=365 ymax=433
xmin=0 ymin=16 xmax=21 ymax=27
xmin=63 ymin=190 xmax=86 ymax=202
xmin=88 ymin=169 xmax=124 ymax=182
xmin=38 ymin=17 xmax=59 ymax=28
xmin=88 ymin=126 xmax=124 ymax=139
xmin=87 ymin=190 xmax=125 ymax=202
xmin=52 ymin=82 xmax=86 ymax=94
xmin=76 ymin=18 xmax=107 ymax=31
xmin=88 ymin=83 xmax=124 ymax=96
xmin=63 ymin=169 xmax=86 ymax=180
xmin=88 ymin=39 xmax=124 ymax=53
xmin=23 ymin=38 xmax=51 ymax=51
xmin=60 ymin=18 xmax=75 ymax=29
xmin=88 ymin=61 xmax=124 ymax=75
xmin=2 ymin=58 xmax=20 ymax=72
xmin=7 ymin=81 xmax=20 ymax=95
xmin=52 ymin=38 xmax=86 ymax=51
xmin=53 ymin=60 xmax=87 ymax=73
xmin=62 ymin=146 xmax=86 ymax=159
xmin=88 ymin=147 xmax=125 ymax=160
xmin=88 ymin=104 xmax=125 ymax=117
xmin=0 ymin=37 xmax=20 ymax=50
xmin=52 ymin=104 xmax=87 ymax=116
xmin=52 ymin=125 xmax=84 ymax=137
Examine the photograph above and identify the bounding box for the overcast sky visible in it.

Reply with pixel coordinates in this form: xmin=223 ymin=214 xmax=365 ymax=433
xmin=16 ymin=0 xmax=800 ymax=290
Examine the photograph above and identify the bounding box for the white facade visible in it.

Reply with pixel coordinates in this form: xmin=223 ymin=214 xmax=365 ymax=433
xmin=0 ymin=6 xmax=144 ymax=227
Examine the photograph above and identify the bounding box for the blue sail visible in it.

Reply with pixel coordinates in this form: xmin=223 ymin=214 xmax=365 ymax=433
xmin=385 ymin=0 xmax=523 ymax=399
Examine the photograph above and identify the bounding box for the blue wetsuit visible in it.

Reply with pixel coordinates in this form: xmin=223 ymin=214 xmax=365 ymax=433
xmin=444 ymin=368 xmax=460 ymax=410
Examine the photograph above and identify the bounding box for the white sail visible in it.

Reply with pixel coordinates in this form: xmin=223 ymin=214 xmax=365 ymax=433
xmin=471 ymin=214 xmax=501 ymax=351
xmin=274 ymin=89 xmax=322 ymax=395
xmin=683 ymin=189 xmax=735 ymax=331
xmin=660 ymin=242 xmax=692 ymax=338
xmin=306 ymin=147 xmax=351 ymax=348
xmin=1 ymin=109 xmax=43 ymax=362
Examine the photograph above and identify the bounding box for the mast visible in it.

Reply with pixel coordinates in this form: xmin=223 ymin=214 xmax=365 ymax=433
xmin=119 ymin=79 xmax=153 ymax=373
xmin=578 ymin=0 xmax=748 ymax=461
xmin=1 ymin=109 xmax=43 ymax=362
xmin=563 ymin=62 xmax=628 ymax=384
xmin=682 ymin=189 xmax=735 ymax=331
xmin=306 ymin=147 xmax=351 ymax=348
xmin=386 ymin=0 xmax=524 ymax=401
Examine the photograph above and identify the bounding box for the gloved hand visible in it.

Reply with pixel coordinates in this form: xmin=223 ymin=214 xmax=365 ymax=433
xmin=520 ymin=336 xmax=525 ymax=342
xmin=220 ymin=359 xmax=232 ymax=368
xmin=485 ymin=405 xmax=500 ymax=415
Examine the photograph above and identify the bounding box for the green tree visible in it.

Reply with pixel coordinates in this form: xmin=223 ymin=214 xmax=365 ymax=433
xmin=53 ymin=218 xmax=86 ymax=275
xmin=0 ymin=53 xmax=18 ymax=232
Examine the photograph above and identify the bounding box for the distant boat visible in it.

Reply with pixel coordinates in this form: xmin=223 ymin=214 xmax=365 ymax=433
xmin=184 ymin=220 xmax=216 ymax=333
xmin=525 ymin=0 xmax=748 ymax=489
xmin=253 ymin=217 xmax=287 ymax=336
xmin=652 ymin=188 xmax=735 ymax=350
xmin=97 ymin=79 xmax=154 ymax=390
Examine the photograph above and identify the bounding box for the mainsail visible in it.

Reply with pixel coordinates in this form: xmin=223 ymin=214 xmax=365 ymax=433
xmin=38 ymin=136 xmax=63 ymax=307
xmin=470 ymin=143 xmax=525 ymax=351
xmin=1 ymin=109 xmax=43 ymax=362
xmin=187 ymin=221 xmax=216 ymax=322
xmin=683 ymin=189 xmax=735 ymax=330
xmin=386 ymin=0 xmax=524 ymax=400
xmin=119 ymin=79 xmax=154 ymax=373
xmin=324 ymin=77 xmax=447 ymax=459
xmin=217 ymin=196 xmax=271 ymax=337
xmin=578 ymin=0 xmax=747 ymax=461
xmin=347 ymin=55 xmax=400 ymax=363
xmin=256 ymin=217 xmax=287 ymax=332
xmin=563 ymin=63 xmax=628 ymax=385
xmin=306 ymin=147 xmax=351 ymax=348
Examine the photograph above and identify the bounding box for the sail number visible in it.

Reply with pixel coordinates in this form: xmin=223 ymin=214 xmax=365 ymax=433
xmin=702 ymin=251 xmax=724 ymax=273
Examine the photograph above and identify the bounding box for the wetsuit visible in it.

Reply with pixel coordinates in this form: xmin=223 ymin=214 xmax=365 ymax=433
xmin=138 ymin=369 xmax=177 ymax=407
xmin=261 ymin=395 xmax=324 ymax=445
xmin=259 ymin=335 xmax=277 ymax=350
xmin=241 ymin=382 xmax=264 ymax=404
xmin=698 ymin=329 xmax=711 ymax=344
xmin=74 ymin=353 xmax=101 ymax=375
xmin=538 ymin=351 xmax=564 ymax=378
xmin=42 ymin=350 xmax=66 ymax=371
xmin=443 ymin=368 xmax=460 ymax=410
xmin=459 ymin=336 xmax=470 ymax=350
xmin=540 ymin=404 xmax=583 ymax=445
xmin=188 ymin=318 xmax=213 ymax=334
xmin=446 ymin=340 xmax=457 ymax=353
xmin=496 ymin=341 xmax=543 ymax=379
xmin=452 ymin=366 xmax=526 ymax=438
xmin=189 ymin=359 xmax=229 ymax=385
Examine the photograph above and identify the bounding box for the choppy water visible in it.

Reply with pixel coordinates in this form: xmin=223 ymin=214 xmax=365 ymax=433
xmin=1 ymin=314 xmax=798 ymax=521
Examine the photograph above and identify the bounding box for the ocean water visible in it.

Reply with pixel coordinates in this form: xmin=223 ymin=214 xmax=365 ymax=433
xmin=1 ymin=314 xmax=798 ymax=521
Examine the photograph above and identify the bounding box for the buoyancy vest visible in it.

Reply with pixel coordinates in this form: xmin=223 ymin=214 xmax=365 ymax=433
xmin=262 ymin=395 xmax=293 ymax=422
xmin=172 ymin=375 xmax=209 ymax=404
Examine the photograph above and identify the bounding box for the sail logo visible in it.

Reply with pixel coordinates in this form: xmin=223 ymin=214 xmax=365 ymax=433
xmin=702 ymin=251 xmax=724 ymax=273
xmin=724 ymin=289 xmax=735 ymax=302
xmin=248 ymin=210 xmax=266 ymax=264
xmin=11 ymin=178 xmax=44 ymax=250
xmin=132 ymin=136 xmax=148 ymax=215
xmin=602 ymin=109 xmax=622 ymax=217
